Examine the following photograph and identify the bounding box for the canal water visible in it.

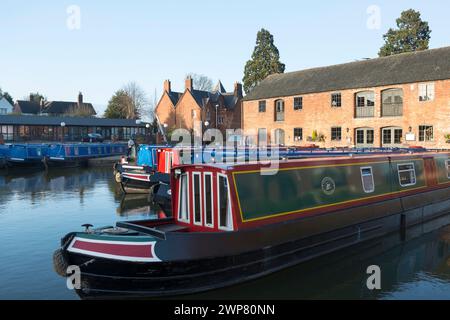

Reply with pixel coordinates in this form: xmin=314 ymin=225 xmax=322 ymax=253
xmin=0 ymin=167 xmax=449 ymax=300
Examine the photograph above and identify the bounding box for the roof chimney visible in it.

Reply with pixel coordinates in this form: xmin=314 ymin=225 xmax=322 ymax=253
xmin=185 ymin=76 xmax=193 ymax=92
xmin=234 ymin=82 xmax=243 ymax=98
xmin=164 ymin=80 xmax=172 ymax=93
xmin=78 ymin=92 xmax=83 ymax=105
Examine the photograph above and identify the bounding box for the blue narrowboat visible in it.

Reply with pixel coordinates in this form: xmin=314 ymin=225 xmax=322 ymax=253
xmin=6 ymin=144 xmax=49 ymax=168
xmin=0 ymin=145 xmax=9 ymax=168
xmin=46 ymin=143 xmax=127 ymax=167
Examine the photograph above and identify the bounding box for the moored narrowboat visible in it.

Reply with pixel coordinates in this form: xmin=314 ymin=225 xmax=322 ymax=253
xmin=46 ymin=143 xmax=127 ymax=168
xmin=6 ymin=144 xmax=49 ymax=168
xmin=54 ymin=151 xmax=450 ymax=298
xmin=118 ymin=146 xmax=176 ymax=195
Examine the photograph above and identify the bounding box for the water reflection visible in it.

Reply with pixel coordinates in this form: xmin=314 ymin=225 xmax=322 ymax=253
xmin=0 ymin=166 xmax=450 ymax=300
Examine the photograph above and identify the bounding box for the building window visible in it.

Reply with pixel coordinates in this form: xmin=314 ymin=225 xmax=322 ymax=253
xmin=355 ymin=91 xmax=375 ymax=118
xmin=360 ymin=167 xmax=375 ymax=193
xmin=394 ymin=129 xmax=403 ymax=144
xmin=383 ymin=129 xmax=392 ymax=144
xmin=294 ymin=128 xmax=303 ymax=141
xmin=206 ymin=110 xmax=211 ymax=121
xmin=356 ymin=91 xmax=375 ymax=107
xmin=218 ymin=116 xmax=224 ymax=125
xmin=294 ymin=97 xmax=303 ymax=110
xmin=382 ymin=89 xmax=403 ymax=116
xmin=419 ymin=125 xmax=433 ymax=142
xmin=259 ymin=101 xmax=266 ymax=113
xmin=0 ymin=108 xmax=6 ymax=115
xmin=258 ymin=128 xmax=267 ymax=145
xmin=398 ymin=163 xmax=416 ymax=187
xmin=419 ymin=83 xmax=435 ymax=101
xmin=331 ymin=93 xmax=342 ymax=107
xmin=331 ymin=127 xmax=342 ymax=141
xmin=275 ymin=100 xmax=285 ymax=122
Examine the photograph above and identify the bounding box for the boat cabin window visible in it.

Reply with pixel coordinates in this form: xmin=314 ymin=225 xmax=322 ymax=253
xmin=218 ymin=174 xmax=233 ymax=231
xmin=178 ymin=174 xmax=190 ymax=222
xmin=204 ymin=173 xmax=214 ymax=227
xmin=398 ymin=163 xmax=416 ymax=187
xmin=192 ymin=172 xmax=202 ymax=225
xmin=446 ymin=160 xmax=450 ymax=179
xmin=360 ymin=167 xmax=375 ymax=193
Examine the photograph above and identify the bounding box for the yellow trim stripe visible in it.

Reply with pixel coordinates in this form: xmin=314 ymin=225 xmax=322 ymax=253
xmin=232 ymin=159 xmax=427 ymax=223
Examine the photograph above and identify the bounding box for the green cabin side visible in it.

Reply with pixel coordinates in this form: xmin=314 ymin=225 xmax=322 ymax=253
xmin=232 ymin=158 xmax=428 ymax=223
xmin=435 ymin=156 xmax=450 ymax=184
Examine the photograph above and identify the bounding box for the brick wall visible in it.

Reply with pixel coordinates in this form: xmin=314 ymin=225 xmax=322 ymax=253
xmin=242 ymin=79 xmax=450 ymax=149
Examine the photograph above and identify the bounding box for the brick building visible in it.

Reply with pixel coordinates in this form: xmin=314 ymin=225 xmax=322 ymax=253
xmin=155 ymin=76 xmax=243 ymax=138
xmin=242 ymin=47 xmax=450 ymax=149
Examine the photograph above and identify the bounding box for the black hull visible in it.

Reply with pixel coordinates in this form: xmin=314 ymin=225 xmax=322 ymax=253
xmin=63 ymin=187 xmax=450 ymax=299
xmin=6 ymin=159 xmax=45 ymax=169
xmin=151 ymin=183 xmax=172 ymax=209
xmin=120 ymin=177 xmax=158 ymax=194
xmin=45 ymin=159 xmax=89 ymax=168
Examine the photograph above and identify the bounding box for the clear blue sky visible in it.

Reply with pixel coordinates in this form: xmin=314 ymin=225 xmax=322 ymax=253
xmin=0 ymin=0 xmax=449 ymax=115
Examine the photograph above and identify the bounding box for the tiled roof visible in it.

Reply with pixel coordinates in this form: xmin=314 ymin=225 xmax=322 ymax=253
xmin=244 ymin=46 xmax=450 ymax=101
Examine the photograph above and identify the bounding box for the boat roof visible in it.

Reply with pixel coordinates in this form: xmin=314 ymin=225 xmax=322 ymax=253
xmin=177 ymin=150 xmax=450 ymax=172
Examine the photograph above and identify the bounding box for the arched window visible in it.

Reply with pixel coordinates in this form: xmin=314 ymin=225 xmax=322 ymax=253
xmin=382 ymin=89 xmax=403 ymax=117
xmin=275 ymin=100 xmax=285 ymax=121
xmin=355 ymin=91 xmax=375 ymax=118
xmin=274 ymin=129 xmax=285 ymax=145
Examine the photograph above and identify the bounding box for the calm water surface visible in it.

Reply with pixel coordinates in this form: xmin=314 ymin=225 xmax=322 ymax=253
xmin=0 ymin=167 xmax=449 ymax=300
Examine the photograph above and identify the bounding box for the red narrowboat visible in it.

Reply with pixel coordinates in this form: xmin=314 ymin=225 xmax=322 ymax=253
xmin=54 ymin=151 xmax=450 ymax=298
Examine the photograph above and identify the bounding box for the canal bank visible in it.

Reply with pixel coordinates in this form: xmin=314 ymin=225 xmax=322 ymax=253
xmin=0 ymin=167 xmax=450 ymax=299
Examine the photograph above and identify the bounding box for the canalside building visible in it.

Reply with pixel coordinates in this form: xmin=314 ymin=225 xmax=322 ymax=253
xmin=155 ymin=77 xmax=243 ymax=138
xmin=0 ymin=93 xmax=148 ymax=142
xmin=242 ymin=46 xmax=450 ymax=149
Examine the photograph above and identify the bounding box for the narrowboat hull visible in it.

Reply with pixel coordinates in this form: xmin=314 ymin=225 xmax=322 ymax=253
xmin=56 ymin=185 xmax=450 ymax=299
xmin=120 ymin=171 xmax=171 ymax=196
xmin=120 ymin=172 xmax=159 ymax=194
xmin=45 ymin=157 xmax=89 ymax=168
xmin=6 ymin=158 xmax=46 ymax=169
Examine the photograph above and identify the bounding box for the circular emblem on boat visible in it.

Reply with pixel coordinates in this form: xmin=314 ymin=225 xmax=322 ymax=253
xmin=321 ymin=177 xmax=336 ymax=195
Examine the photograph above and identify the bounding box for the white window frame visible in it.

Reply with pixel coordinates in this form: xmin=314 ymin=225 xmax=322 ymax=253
xmin=446 ymin=160 xmax=450 ymax=179
xmin=192 ymin=172 xmax=203 ymax=226
xmin=178 ymin=173 xmax=190 ymax=223
xmin=397 ymin=163 xmax=417 ymax=187
xmin=217 ymin=173 xmax=234 ymax=231
xmin=418 ymin=82 xmax=435 ymax=102
xmin=360 ymin=166 xmax=375 ymax=193
xmin=203 ymin=172 xmax=214 ymax=228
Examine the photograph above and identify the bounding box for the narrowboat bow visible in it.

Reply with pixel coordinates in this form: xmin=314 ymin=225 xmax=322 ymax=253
xmin=55 ymin=152 xmax=450 ymax=298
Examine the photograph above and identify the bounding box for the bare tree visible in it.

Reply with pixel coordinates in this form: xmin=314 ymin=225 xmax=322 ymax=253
xmin=186 ymin=73 xmax=214 ymax=91
xmin=122 ymin=82 xmax=148 ymax=119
